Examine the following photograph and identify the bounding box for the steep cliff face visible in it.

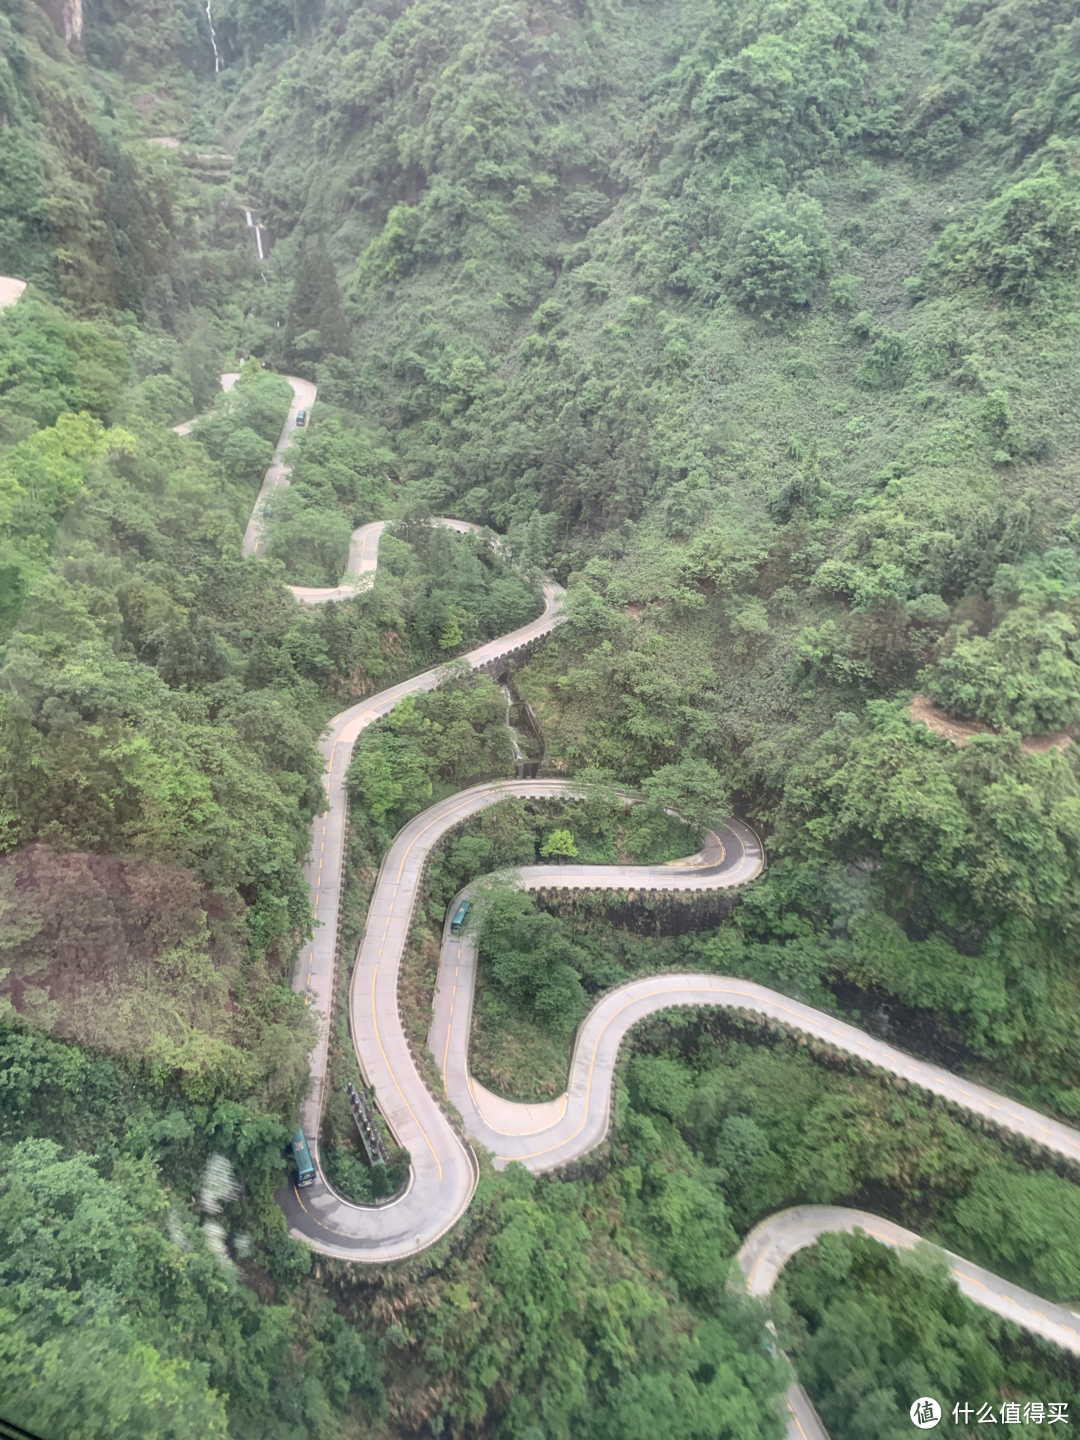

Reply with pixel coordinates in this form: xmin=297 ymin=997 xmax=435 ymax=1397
xmin=36 ymin=0 xmax=82 ymax=51
xmin=2 ymin=0 xmax=180 ymax=312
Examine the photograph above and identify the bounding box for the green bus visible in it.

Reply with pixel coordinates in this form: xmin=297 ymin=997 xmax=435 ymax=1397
xmin=290 ymin=1128 xmax=316 ymax=1187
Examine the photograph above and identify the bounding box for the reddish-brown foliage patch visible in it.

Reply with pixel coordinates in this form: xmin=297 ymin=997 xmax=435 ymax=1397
xmin=909 ymin=693 xmax=1073 ymax=754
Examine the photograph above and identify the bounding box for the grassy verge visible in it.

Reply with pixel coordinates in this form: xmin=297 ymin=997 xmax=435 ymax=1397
xmin=469 ymin=964 xmax=572 ymax=1099
xmin=469 ymin=919 xmax=693 ymax=1102
xmin=318 ymin=842 xmax=407 ymax=1203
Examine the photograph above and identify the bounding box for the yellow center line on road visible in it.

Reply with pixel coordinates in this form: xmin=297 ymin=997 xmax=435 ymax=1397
xmin=441 ymin=945 xmax=465 ymax=1089
xmin=369 ymin=959 xmax=443 ymax=1180
xmin=786 ymin=1402 xmax=811 ymax=1440
xmin=497 ymin=964 xmax=1058 ymax=1163
xmin=351 ymin=787 xmax=567 ymax=1169
xmin=313 ymin=647 xmax=884 ymax=1256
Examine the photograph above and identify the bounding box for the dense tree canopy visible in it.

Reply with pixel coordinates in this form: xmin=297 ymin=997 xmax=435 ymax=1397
xmin=6 ymin=0 xmax=1080 ymax=1432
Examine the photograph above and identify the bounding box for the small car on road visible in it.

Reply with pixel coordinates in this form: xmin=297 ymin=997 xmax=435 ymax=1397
xmin=295 ymin=409 xmax=307 ymax=426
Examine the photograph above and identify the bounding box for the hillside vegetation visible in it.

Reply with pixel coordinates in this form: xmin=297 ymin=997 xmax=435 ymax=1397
xmin=238 ymin=0 xmax=1080 ymax=1113
xmin=3 ymin=0 xmax=1080 ymax=1436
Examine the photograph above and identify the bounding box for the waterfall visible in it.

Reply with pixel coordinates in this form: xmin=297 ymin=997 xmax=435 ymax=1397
xmin=244 ymin=209 xmax=269 ymax=283
xmin=501 ymin=685 xmax=526 ymax=771
xmin=205 ymin=0 xmax=221 ymax=74
xmin=244 ymin=209 xmax=266 ymax=261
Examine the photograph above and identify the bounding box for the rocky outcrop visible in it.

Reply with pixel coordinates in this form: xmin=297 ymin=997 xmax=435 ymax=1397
xmin=36 ymin=0 xmax=83 ymax=52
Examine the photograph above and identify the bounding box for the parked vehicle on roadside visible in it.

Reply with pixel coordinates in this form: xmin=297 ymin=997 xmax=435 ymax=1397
xmin=290 ymin=1129 xmax=316 ymax=1187
xmin=450 ymin=900 xmax=472 ymax=936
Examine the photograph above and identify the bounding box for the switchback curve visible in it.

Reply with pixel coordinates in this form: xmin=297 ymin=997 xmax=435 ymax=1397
xmin=281 ymin=609 xmax=571 ymax=1260
xmin=287 ymin=518 xmax=478 ymax=604
xmin=281 ymin=775 xmax=764 ymax=1259
xmin=736 ymin=1206 xmax=1080 ymax=1440
xmin=0 ymin=276 xmax=27 ymax=309
xmin=222 ymin=372 xmax=1080 ymax=1418
xmin=429 ymin=957 xmax=1080 ymax=1175
xmin=272 ymin=510 xmax=1080 ymax=1267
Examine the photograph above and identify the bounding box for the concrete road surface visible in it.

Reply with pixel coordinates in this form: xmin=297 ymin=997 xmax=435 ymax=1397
xmin=735 ymin=1205 xmax=1080 ymax=1439
xmin=171 ymin=371 xmax=240 ymax=434
xmin=432 ymin=932 xmax=1080 ymax=1179
xmin=279 ymin=596 xmax=570 ymax=1260
xmin=739 ymin=1204 xmax=1080 ymax=1358
xmin=282 ymin=777 xmax=765 ymax=1259
xmin=0 ymin=277 xmax=27 ymax=309
xmin=430 ymin=821 xmax=764 ymax=1170
xmin=287 ymin=518 xmax=478 ymax=604
xmin=223 ymin=367 xmax=1080 ymax=1423
xmin=240 ymin=375 xmax=317 ymax=556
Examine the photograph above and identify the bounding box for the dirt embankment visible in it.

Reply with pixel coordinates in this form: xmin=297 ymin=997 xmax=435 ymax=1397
xmin=910 ymin=693 xmax=1073 ymax=754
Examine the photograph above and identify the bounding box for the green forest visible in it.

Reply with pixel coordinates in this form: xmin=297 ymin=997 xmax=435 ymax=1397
xmin=3 ymin=0 xmax=1080 ymax=1435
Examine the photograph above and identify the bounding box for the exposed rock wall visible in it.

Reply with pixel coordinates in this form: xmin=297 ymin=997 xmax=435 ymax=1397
xmin=37 ymin=0 xmax=83 ymax=52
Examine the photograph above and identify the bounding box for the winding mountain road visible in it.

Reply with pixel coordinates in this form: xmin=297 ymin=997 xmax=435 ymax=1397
xmin=288 ymin=517 xmax=477 ymax=603
xmin=218 ymin=370 xmax=1080 ymax=1432
xmin=171 ymin=371 xmax=240 ymax=435
xmin=431 ymin=941 xmax=1080 ymax=1176
xmin=0 ymin=276 xmax=27 ymax=309
xmin=280 ymin=602 xmax=570 ymax=1260
xmin=5 ymin=260 xmax=1077 ymax=1430
xmin=737 ymin=1206 xmax=1080 ymax=1440
xmin=240 ymin=375 xmax=317 ymax=557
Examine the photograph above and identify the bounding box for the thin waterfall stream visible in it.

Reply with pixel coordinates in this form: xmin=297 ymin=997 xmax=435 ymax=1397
xmin=205 ymin=0 xmax=221 ymax=74
xmin=244 ymin=209 xmax=266 ymax=261
xmin=243 ymin=208 xmax=269 ymax=283
xmin=500 ymin=683 xmax=547 ymax=776
xmin=501 ymin=685 xmax=527 ymax=770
